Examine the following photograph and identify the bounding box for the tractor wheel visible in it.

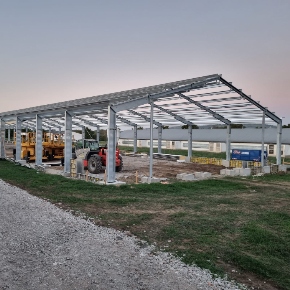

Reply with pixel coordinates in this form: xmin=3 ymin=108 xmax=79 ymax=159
xmin=88 ymin=155 xmax=102 ymax=174
xmin=116 ymin=155 xmax=123 ymax=172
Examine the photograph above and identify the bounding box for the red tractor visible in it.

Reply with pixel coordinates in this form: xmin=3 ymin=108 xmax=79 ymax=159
xmin=80 ymin=139 xmax=123 ymax=174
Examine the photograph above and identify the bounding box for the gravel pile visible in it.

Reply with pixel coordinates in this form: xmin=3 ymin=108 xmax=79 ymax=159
xmin=0 ymin=179 xmax=245 ymax=290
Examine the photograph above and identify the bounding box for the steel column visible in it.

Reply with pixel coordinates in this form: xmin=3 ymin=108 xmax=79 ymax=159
xmin=188 ymin=125 xmax=192 ymax=158
xmin=226 ymin=124 xmax=231 ymax=161
xmin=149 ymin=101 xmax=154 ymax=182
xmin=64 ymin=111 xmax=73 ymax=173
xmin=0 ymin=120 xmax=5 ymax=158
xmin=96 ymin=126 xmax=100 ymax=142
xmin=116 ymin=126 xmax=119 ymax=145
xmin=158 ymin=126 xmax=162 ymax=154
xmin=107 ymin=106 xmax=116 ymax=183
xmin=16 ymin=118 xmax=22 ymax=160
xmin=133 ymin=125 xmax=137 ymax=153
xmin=8 ymin=128 xmax=11 ymax=142
xmin=276 ymin=121 xmax=282 ymax=165
xmin=82 ymin=126 xmax=85 ymax=148
xmin=35 ymin=115 xmax=43 ymax=165
xmin=261 ymin=112 xmax=265 ymax=167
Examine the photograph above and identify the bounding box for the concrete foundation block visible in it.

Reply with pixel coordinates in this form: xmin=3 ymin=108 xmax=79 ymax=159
xmin=233 ymin=168 xmax=241 ymax=176
xmin=279 ymin=165 xmax=287 ymax=172
xmin=225 ymin=169 xmax=235 ymax=176
xmin=240 ymin=168 xmax=251 ymax=176
xmin=181 ymin=174 xmax=195 ymax=181
xmin=141 ymin=176 xmax=149 ymax=183
xmin=141 ymin=176 xmax=161 ymax=183
xmin=222 ymin=160 xmax=230 ymax=167
xmin=106 ymin=181 xmax=126 ymax=186
xmin=263 ymin=166 xmax=271 ymax=174
xmin=220 ymin=169 xmax=226 ymax=175
xmin=194 ymin=172 xmax=203 ymax=178
xmin=149 ymin=177 xmax=161 ymax=183
xmin=202 ymin=172 xmax=212 ymax=179
xmin=176 ymin=173 xmax=186 ymax=180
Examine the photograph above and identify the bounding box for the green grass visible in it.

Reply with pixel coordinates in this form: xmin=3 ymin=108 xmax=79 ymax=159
xmin=119 ymin=145 xmax=290 ymax=165
xmin=119 ymin=145 xmax=227 ymax=158
xmin=1 ymin=159 xmax=290 ymax=289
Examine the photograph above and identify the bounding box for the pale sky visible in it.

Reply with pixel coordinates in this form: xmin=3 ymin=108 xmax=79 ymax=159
xmin=1 ymin=0 xmax=290 ymax=125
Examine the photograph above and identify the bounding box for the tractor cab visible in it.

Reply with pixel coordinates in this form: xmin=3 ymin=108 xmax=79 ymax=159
xmin=84 ymin=139 xmax=99 ymax=151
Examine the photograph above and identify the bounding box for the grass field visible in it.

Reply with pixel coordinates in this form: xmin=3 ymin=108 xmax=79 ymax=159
xmin=118 ymin=145 xmax=288 ymax=164
xmin=1 ymin=159 xmax=290 ymax=289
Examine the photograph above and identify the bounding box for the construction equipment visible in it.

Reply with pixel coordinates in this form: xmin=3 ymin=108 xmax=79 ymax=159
xmin=76 ymin=139 xmax=123 ymax=174
xmin=13 ymin=132 xmax=65 ymax=161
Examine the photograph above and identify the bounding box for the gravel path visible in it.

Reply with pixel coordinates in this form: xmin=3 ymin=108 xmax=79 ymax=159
xmin=0 ymin=179 xmax=244 ymax=290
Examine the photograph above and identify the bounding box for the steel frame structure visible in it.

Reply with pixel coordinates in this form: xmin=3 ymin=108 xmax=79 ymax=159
xmin=0 ymin=74 xmax=282 ymax=182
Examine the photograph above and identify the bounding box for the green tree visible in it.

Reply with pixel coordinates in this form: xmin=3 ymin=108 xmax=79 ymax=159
xmin=181 ymin=124 xmax=198 ymax=129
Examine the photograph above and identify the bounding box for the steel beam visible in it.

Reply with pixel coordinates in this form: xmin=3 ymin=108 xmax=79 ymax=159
xmin=153 ymin=104 xmax=193 ymax=125
xmin=91 ymin=115 xmax=108 ymax=125
xmin=116 ymin=115 xmax=137 ymax=127
xmin=112 ymin=98 xmax=148 ymax=113
xmin=107 ymin=106 xmax=116 ymax=183
xmin=64 ymin=111 xmax=72 ymax=173
xmin=0 ymin=120 xmax=5 ymax=158
xmin=128 ymin=109 xmax=162 ymax=127
xmin=35 ymin=115 xmax=43 ymax=166
xmin=178 ymin=93 xmax=231 ymax=125
xmin=148 ymin=76 xmax=219 ymax=100
xmin=219 ymin=77 xmax=281 ymax=124
xmin=74 ymin=116 xmax=101 ymax=130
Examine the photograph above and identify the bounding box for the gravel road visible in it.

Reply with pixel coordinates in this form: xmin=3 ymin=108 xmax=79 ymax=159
xmin=0 ymin=179 xmax=244 ymax=290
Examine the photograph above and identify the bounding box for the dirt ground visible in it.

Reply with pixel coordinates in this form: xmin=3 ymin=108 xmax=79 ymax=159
xmin=117 ymin=155 xmax=224 ymax=183
xmin=4 ymin=144 xmax=225 ymax=183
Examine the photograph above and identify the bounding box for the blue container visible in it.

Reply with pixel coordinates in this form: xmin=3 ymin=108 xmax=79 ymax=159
xmin=231 ymin=149 xmax=268 ymax=162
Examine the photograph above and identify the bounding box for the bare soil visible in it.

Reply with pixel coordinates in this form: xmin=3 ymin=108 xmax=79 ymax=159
xmin=118 ymin=155 xmax=225 ymax=183
xmin=4 ymin=144 xmax=225 ymax=183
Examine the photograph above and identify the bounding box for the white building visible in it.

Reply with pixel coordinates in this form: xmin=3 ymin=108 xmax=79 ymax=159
xmin=119 ymin=128 xmax=290 ymax=157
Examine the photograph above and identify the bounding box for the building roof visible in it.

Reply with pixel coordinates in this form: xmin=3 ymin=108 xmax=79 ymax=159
xmin=119 ymin=128 xmax=290 ymax=144
xmin=0 ymin=74 xmax=280 ymax=131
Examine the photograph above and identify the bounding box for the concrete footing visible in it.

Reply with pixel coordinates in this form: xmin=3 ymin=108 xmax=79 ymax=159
xmin=141 ymin=176 xmax=161 ymax=183
xmin=176 ymin=171 xmax=211 ymax=181
xmin=222 ymin=160 xmax=230 ymax=167
xmin=279 ymin=165 xmax=287 ymax=172
xmin=221 ymin=165 xmax=282 ymax=177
